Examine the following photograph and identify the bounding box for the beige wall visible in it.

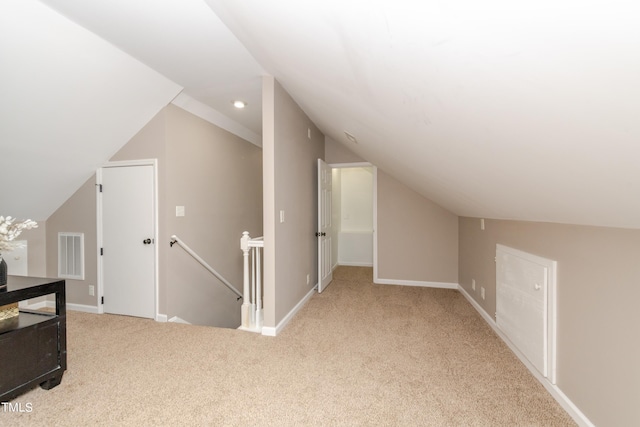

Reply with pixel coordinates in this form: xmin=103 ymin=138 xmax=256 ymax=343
xmin=263 ymin=77 xmax=325 ymax=326
xmin=262 ymin=76 xmax=276 ymax=327
xmin=46 ymin=177 xmax=98 ymax=306
xmin=326 ymin=137 xmax=458 ymax=284
xmin=164 ymin=104 xmax=262 ymax=326
xmin=43 ymin=105 xmax=262 ymax=327
xmin=459 ymin=217 xmax=640 ymax=427
xmin=43 ymin=110 xmax=167 ymax=307
xmin=377 ymin=171 xmax=458 ymax=284
xmin=325 ymin=136 xmax=364 ymax=164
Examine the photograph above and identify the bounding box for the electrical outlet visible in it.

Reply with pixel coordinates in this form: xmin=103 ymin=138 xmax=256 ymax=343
xmin=306 ymin=274 xmax=310 ymax=285
xmin=472 ymin=279 xmax=476 ymax=291
xmin=481 ymin=287 xmax=485 ymax=300
xmin=280 ymin=210 xmax=285 ymax=223
xmin=89 ymin=285 xmax=95 ymax=296
xmin=480 ymin=218 xmax=485 ymax=230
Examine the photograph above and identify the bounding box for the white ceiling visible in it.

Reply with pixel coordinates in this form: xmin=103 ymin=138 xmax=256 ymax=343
xmin=0 ymin=0 xmax=182 ymax=220
xmin=209 ymin=0 xmax=640 ymax=229
xmin=3 ymin=0 xmax=640 ymax=229
xmin=40 ymin=0 xmax=265 ymax=134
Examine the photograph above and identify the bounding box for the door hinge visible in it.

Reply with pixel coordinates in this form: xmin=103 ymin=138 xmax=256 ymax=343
xmin=100 ymin=248 xmax=104 ymax=256
xmin=99 ymin=184 xmax=103 ymax=192
xmin=101 ymin=296 xmax=104 ymax=305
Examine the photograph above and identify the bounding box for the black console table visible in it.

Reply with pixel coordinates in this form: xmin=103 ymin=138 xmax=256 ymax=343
xmin=0 ymin=276 xmax=66 ymax=401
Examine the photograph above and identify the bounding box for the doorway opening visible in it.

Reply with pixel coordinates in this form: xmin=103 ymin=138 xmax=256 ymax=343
xmin=329 ymin=163 xmax=376 ymax=271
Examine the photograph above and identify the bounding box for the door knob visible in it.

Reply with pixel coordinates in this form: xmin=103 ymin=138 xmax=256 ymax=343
xmin=143 ymin=238 xmax=152 ymax=245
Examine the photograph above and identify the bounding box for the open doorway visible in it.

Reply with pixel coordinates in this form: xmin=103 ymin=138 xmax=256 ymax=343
xmin=329 ymin=163 xmax=375 ymax=271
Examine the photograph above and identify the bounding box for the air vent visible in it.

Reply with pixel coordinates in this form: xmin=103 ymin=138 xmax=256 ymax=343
xmin=58 ymin=232 xmax=84 ymax=280
xmin=344 ymin=131 xmax=358 ymax=144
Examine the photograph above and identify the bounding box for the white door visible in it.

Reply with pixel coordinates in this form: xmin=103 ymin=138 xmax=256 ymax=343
xmin=101 ymin=165 xmax=155 ymax=318
xmin=317 ymin=159 xmax=333 ymax=292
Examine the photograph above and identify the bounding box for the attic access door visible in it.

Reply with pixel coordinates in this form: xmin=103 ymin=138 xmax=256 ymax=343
xmin=496 ymin=245 xmax=557 ymax=384
xmin=98 ymin=161 xmax=157 ymax=319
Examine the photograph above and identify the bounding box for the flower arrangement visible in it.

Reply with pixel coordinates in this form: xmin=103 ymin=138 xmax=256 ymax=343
xmin=0 ymin=216 xmax=38 ymax=253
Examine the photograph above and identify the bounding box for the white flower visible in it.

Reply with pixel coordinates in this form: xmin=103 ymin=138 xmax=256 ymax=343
xmin=0 ymin=216 xmax=38 ymax=253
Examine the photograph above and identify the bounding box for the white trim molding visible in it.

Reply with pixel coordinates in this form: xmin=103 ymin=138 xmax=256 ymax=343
xmin=458 ymin=285 xmax=595 ymax=427
xmin=375 ymin=277 xmax=458 ymax=290
xmin=261 ymin=285 xmax=317 ymax=337
xmin=328 ymin=162 xmax=373 ymax=169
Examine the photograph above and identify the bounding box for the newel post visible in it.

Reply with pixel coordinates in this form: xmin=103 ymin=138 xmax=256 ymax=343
xmin=240 ymin=231 xmax=251 ymax=328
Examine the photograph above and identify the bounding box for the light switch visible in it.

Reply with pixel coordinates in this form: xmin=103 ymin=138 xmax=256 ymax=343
xmin=280 ymin=210 xmax=285 ymax=223
xmin=176 ymin=206 xmax=185 ymax=217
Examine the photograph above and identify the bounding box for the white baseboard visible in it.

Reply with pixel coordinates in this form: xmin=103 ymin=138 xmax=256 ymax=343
xmin=20 ymin=300 xmax=100 ymax=314
xmin=375 ymin=277 xmax=458 ymax=289
xmin=67 ymin=303 xmax=100 ymax=314
xmin=156 ymin=314 xmax=168 ymax=322
xmin=20 ymin=300 xmax=51 ymax=310
xmin=262 ymin=285 xmax=317 ymax=337
xmin=457 ymin=286 xmax=595 ymax=427
xmin=338 ymin=261 xmax=373 ymax=267
xmin=168 ymin=316 xmax=190 ymax=325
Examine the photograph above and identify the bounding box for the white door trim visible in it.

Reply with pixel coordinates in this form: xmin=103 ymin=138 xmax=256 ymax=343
xmin=96 ymin=159 xmax=160 ymax=320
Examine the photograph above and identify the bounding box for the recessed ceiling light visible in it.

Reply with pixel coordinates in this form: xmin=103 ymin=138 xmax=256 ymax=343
xmin=344 ymin=131 xmax=358 ymax=144
xmin=232 ymin=100 xmax=247 ymax=109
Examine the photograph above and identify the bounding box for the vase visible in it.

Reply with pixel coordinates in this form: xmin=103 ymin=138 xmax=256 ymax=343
xmin=0 ymin=255 xmax=7 ymax=290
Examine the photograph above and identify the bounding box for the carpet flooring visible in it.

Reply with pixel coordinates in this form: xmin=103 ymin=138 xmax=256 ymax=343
xmin=2 ymin=267 xmax=575 ymax=426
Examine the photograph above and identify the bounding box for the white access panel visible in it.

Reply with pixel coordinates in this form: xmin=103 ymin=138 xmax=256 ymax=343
xmin=496 ymin=245 xmax=557 ymax=384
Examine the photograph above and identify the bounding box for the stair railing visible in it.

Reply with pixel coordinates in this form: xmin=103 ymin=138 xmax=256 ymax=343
xmin=169 ymin=235 xmax=243 ymax=300
xmin=240 ymin=231 xmax=264 ymax=332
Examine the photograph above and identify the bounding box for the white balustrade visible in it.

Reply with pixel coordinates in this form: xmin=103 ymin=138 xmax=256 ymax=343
xmin=239 ymin=231 xmax=264 ymax=333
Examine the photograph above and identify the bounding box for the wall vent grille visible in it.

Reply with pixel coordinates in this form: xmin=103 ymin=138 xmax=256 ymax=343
xmin=58 ymin=232 xmax=84 ymax=280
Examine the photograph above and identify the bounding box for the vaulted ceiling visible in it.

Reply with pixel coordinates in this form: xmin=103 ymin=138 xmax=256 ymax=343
xmin=3 ymin=0 xmax=640 ymax=229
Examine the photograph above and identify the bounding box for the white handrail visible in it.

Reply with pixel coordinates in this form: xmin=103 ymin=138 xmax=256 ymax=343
xmin=170 ymin=234 xmax=243 ymax=299
xmin=248 ymin=237 xmax=264 ymax=248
